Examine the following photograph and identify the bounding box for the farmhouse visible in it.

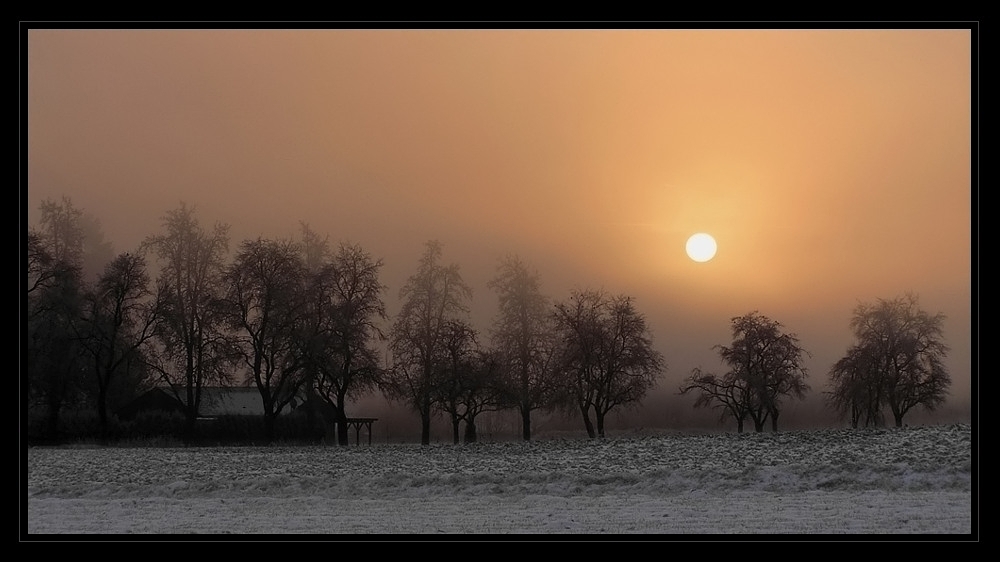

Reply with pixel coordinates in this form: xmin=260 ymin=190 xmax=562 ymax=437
xmin=115 ymin=386 xmax=304 ymax=420
xmin=114 ymin=386 xmax=378 ymax=444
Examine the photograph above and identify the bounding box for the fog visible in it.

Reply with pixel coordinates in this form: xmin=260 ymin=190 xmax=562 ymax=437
xmin=24 ymin=26 xmax=975 ymax=434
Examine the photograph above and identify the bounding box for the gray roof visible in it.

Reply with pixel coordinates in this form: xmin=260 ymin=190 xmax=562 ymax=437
xmin=199 ymin=387 xmax=269 ymax=416
xmin=118 ymin=386 xmax=305 ymax=418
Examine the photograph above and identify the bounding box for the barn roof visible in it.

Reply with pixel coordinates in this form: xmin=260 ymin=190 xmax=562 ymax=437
xmin=116 ymin=386 xmax=305 ymax=419
xmin=199 ymin=387 xmax=268 ymax=416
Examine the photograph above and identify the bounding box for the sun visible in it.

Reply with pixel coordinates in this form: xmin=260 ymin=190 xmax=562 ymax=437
xmin=686 ymin=233 xmax=717 ymax=262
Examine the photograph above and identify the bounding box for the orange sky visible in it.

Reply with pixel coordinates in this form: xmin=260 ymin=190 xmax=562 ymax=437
xmin=25 ymin=27 xmax=975 ymax=424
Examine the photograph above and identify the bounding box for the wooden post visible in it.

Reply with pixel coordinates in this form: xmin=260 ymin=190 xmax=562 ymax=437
xmin=345 ymin=418 xmax=378 ymax=445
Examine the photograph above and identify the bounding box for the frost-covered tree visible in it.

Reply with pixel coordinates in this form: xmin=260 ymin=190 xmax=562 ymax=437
xmin=487 ymin=255 xmax=557 ymax=441
xmin=682 ymin=312 xmax=809 ymax=433
xmin=552 ymin=289 xmax=664 ymax=438
xmin=827 ymin=293 xmax=950 ymax=428
xmin=305 ymin=241 xmax=387 ymax=446
xmin=221 ymin=237 xmax=308 ymax=442
xmin=78 ymin=251 xmax=158 ymax=441
xmin=144 ymin=202 xmax=233 ymax=438
xmin=385 ymin=240 xmax=472 ymax=445
xmin=27 ymin=198 xmax=89 ymax=439
xmin=678 ymin=367 xmax=753 ymax=433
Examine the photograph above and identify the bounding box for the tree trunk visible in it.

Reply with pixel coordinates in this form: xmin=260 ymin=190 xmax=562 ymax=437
xmin=579 ymin=404 xmax=596 ymax=439
xmin=184 ymin=364 xmax=198 ymax=443
xmin=320 ymin=414 xmax=335 ymax=445
xmin=96 ymin=386 xmax=110 ymax=443
xmin=336 ymin=403 xmax=350 ymax=446
xmin=420 ymin=412 xmax=432 ymax=446
xmin=736 ymin=418 xmax=744 ymax=433
xmin=520 ymin=405 xmax=532 ymax=441
xmin=596 ymin=411 xmax=605 ymax=438
xmin=464 ymin=419 xmax=477 ymax=443
xmin=304 ymin=377 xmax=318 ymax=437
xmin=770 ymin=410 xmax=780 ymax=433
xmin=264 ymin=413 xmax=276 ymax=443
xmin=451 ymin=416 xmax=461 ymax=444
xmin=95 ymin=354 xmax=111 ymax=443
xmin=184 ymin=406 xmax=198 ymax=443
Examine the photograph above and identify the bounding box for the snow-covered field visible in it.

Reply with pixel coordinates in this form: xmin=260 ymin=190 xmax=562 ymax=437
xmin=24 ymin=424 xmax=976 ymax=537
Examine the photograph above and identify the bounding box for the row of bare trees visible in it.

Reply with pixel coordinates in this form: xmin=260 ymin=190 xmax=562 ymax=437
xmin=26 ymin=196 xmax=951 ymax=443
xmin=26 ymin=199 xmax=665 ymax=444
xmin=382 ymin=241 xmax=664 ymax=444
xmin=26 ymin=198 xmax=388 ymax=444
xmin=680 ymin=295 xmax=952 ymax=432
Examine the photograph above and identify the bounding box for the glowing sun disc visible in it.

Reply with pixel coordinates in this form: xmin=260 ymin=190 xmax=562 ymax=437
xmin=686 ymin=233 xmax=717 ymax=262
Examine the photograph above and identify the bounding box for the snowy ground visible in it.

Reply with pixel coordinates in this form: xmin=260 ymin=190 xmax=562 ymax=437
xmin=24 ymin=424 xmax=976 ymax=538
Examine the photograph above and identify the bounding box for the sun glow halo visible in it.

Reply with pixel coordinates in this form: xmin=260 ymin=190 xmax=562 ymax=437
xmin=686 ymin=233 xmax=717 ymax=262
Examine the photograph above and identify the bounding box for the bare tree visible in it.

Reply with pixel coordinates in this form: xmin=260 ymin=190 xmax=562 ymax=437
xmin=552 ymin=289 xmax=664 ymax=438
xmin=221 ymin=237 xmax=308 ymax=442
xmin=77 ymin=212 xmax=116 ymax=284
xmin=386 ymin=240 xmax=472 ymax=445
xmin=681 ymin=312 xmax=809 ymax=433
xmin=458 ymin=349 xmax=506 ymax=443
xmin=144 ymin=202 xmax=233 ymax=439
xmin=307 ymin=242 xmax=387 ymax=446
xmin=828 ymin=293 xmax=950 ymax=428
xmin=27 ymin=230 xmax=59 ymax=300
xmin=78 ymin=251 xmax=159 ymax=441
xmin=487 ymin=255 xmax=557 ymax=441
xmin=37 ymin=196 xmax=84 ymax=267
xmin=434 ymin=318 xmax=481 ymax=444
xmin=826 ymin=344 xmax=885 ymax=428
xmin=431 ymin=320 xmax=506 ymax=443
xmin=725 ymin=313 xmax=810 ymax=432
xmin=295 ymin=223 xmax=332 ymax=438
xmin=26 ymin=198 xmax=89 ymax=439
xmin=679 ymin=367 xmax=753 ymax=433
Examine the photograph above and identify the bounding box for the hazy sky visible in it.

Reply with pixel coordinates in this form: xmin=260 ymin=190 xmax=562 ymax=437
xmin=25 ymin=27 xmax=975 ymax=418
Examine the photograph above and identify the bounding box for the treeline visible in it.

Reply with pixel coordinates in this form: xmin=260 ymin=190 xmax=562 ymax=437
xmin=678 ymin=299 xmax=951 ymax=433
xmin=25 ymin=197 xmax=952 ymax=445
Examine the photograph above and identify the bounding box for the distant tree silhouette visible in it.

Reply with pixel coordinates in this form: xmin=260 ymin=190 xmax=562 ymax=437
xmin=27 ymin=230 xmax=60 ymax=301
xmin=826 ymin=293 xmax=950 ymax=428
xmin=681 ymin=311 xmax=809 ymax=433
xmin=434 ymin=318 xmax=480 ymax=443
xmin=457 ymin=349 xmax=506 ymax=443
xmin=77 ymin=212 xmax=116 ymax=284
xmin=221 ymin=237 xmax=308 ymax=442
xmin=679 ymin=367 xmax=752 ymax=432
xmin=487 ymin=255 xmax=558 ymax=441
xmin=552 ymin=289 xmax=664 ymax=438
xmin=78 ymin=251 xmax=159 ymax=441
xmin=385 ymin=240 xmax=472 ymax=445
xmin=27 ymin=197 xmax=89 ymax=439
xmin=37 ymin=196 xmax=85 ymax=268
xmin=303 ymin=241 xmax=388 ymax=446
xmin=144 ymin=202 xmax=234 ymax=440
xmin=827 ymin=344 xmax=885 ymax=428
xmin=294 ymin=223 xmax=332 ymax=439
xmin=433 ymin=320 xmax=506 ymax=443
